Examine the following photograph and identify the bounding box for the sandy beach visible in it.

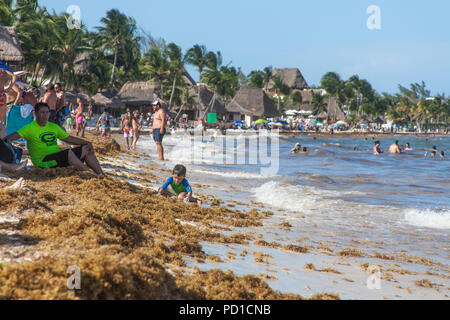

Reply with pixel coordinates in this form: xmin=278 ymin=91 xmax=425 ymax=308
xmin=0 ymin=129 xmax=448 ymax=300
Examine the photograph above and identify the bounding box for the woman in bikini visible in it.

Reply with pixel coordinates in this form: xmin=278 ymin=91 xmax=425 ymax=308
xmin=75 ymin=98 xmax=85 ymax=137
xmin=122 ymin=109 xmax=134 ymax=150
xmin=131 ymin=111 xmax=141 ymax=151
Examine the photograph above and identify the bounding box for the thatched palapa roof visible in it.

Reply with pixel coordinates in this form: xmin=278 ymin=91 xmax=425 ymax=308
xmin=65 ymin=91 xmax=93 ymax=105
xmin=74 ymin=52 xmax=91 ymax=76
xmin=226 ymin=86 xmax=280 ymax=118
xmin=0 ymin=25 xmax=24 ymax=65
xmin=189 ymin=85 xmax=227 ymax=114
xmin=91 ymin=89 xmax=125 ymax=109
xmin=118 ymin=82 xmax=161 ymax=106
xmin=325 ymin=97 xmax=346 ymax=121
xmin=268 ymin=68 xmax=309 ymax=90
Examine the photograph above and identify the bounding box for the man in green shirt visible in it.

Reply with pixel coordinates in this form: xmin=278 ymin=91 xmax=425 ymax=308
xmin=4 ymin=103 xmax=103 ymax=175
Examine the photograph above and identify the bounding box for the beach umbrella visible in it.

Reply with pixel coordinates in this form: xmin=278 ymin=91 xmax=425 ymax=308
xmin=254 ymin=119 xmax=268 ymax=124
xmin=336 ymin=121 xmax=348 ymax=126
xmin=234 ymin=121 xmax=244 ymax=125
xmin=268 ymin=121 xmax=276 ymax=125
xmin=314 ymin=120 xmax=323 ymax=124
xmin=277 ymin=120 xmax=289 ymax=125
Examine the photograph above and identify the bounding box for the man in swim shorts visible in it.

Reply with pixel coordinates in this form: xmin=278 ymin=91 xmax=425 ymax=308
xmin=151 ymin=101 xmax=166 ymax=161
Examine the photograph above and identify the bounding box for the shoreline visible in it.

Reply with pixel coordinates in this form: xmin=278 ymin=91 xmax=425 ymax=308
xmin=103 ymin=127 xmax=449 ymax=139
xmin=0 ymin=132 xmax=448 ymax=300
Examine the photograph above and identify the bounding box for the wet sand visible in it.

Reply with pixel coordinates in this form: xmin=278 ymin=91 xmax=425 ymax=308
xmin=0 ymin=130 xmax=448 ymax=300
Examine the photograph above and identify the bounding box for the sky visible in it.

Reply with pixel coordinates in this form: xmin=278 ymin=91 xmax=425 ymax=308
xmin=38 ymin=0 xmax=450 ymax=95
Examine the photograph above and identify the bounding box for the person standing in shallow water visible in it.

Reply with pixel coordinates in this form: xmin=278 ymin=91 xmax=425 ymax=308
xmin=75 ymin=98 xmax=85 ymax=137
xmin=373 ymin=141 xmax=383 ymax=155
xmin=121 ymin=109 xmax=134 ymax=150
xmin=131 ymin=110 xmax=141 ymax=151
xmin=151 ymin=101 xmax=166 ymax=161
xmin=389 ymin=140 xmax=402 ymax=154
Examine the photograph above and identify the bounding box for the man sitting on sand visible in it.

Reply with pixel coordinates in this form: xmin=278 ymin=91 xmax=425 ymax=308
xmin=3 ymin=103 xmax=104 ymax=175
xmin=158 ymin=164 xmax=202 ymax=205
xmin=388 ymin=140 xmax=402 ymax=154
xmin=373 ymin=141 xmax=383 ymax=155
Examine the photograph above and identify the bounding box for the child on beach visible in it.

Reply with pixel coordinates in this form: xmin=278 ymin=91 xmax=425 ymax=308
xmin=158 ymin=164 xmax=202 ymax=205
xmin=97 ymin=109 xmax=112 ymax=137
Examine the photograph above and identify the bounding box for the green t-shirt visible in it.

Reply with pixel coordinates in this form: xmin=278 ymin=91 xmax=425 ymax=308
xmin=17 ymin=121 xmax=70 ymax=168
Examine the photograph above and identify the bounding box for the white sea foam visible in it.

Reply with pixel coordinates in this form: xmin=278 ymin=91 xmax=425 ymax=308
xmin=404 ymin=209 xmax=450 ymax=230
xmin=193 ymin=169 xmax=278 ymax=179
xmin=251 ymin=181 xmax=344 ymax=213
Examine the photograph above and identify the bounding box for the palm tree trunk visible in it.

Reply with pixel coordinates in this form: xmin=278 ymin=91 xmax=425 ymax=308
xmin=110 ymin=45 xmax=118 ymax=84
xmin=169 ymin=75 xmax=177 ymax=111
xmin=174 ymin=104 xmax=185 ymax=122
xmin=202 ymin=91 xmax=216 ymax=121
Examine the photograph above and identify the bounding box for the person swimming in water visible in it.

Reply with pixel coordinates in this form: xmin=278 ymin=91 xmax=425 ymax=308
xmin=405 ymin=143 xmax=413 ymax=151
xmin=389 ymin=140 xmax=402 ymax=154
xmin=373 ymin=141 xmax=383 ymax=155
xmin=440 ymin=151 xmax=445 ymax=158
xmin=291 ymin=143 xmax=301 ymax=154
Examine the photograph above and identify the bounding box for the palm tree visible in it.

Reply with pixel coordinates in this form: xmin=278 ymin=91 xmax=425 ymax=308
xmin=185 ymin=44 xmax=209 ymax=83
xmin=166 ymin=43 xmax=185 ymax=110
xmin=139 ymin=46 xmax=170 ymax=97
xmin=96 ymin=9 xmax=137 ymax=85
xmin=311 ymin=93 xmax=327 ymax=116
xmin=201 ymin=51 xmax=224 ymax=120
xmin=0 ymin=0 xmax=15 ymax=26
xmin=247 ymin=70 xmax=264 ymax=88
xmin=271 ymin=75 xmax=290 ymax=111
xmin=174 ymin=86 xmax=195 ymax=122
xmin=262 ymin=66 xmax=273 ymax=90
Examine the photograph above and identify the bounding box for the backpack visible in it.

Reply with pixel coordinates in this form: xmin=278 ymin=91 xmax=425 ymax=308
xmin=0 ymin=139 xmax=16 ymax=164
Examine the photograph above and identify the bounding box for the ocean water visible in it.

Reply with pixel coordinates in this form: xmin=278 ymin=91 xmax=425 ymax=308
xmin=138 ymin=131 xmax=449 ymax=253
xmin=133 ymin=131 xmax=449 ymax=298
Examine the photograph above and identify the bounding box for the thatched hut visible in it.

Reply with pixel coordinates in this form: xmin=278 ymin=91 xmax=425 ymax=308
xmin=74 ymin=52 xmax=91 ymax=77
xmin=226 ymin=86 xmax=280 ymax=126
xmin=192 ymin=85 xmax=227 ymax=119
xmin=65 ymin=91 xmax=93 ymax=109
xmin=268 ymin=68 xmax=309 ymax=91
xmin=118 ymin=82 xmax=161 ymax=112
xmin=325 ymin=96 xmax=346 ymax=122
xmin=0 ymin=25 xmax=24 ymax=71
xmin=182 ymin=70 xmax=197 ymax=87
xmin=91 ymin=89 xmax=125 ymax=115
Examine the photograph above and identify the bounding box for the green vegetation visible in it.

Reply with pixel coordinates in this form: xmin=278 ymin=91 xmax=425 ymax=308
xmin=1 ymin=0 xmax=448 ymax=126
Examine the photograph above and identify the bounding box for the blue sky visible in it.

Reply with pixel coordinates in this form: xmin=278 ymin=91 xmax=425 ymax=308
xmin=39 ymin=0 xmax=450 ymax=95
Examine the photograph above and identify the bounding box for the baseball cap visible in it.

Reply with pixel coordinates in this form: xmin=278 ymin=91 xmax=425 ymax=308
xmin=152 ymin=101 xmax=161 ymax=106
